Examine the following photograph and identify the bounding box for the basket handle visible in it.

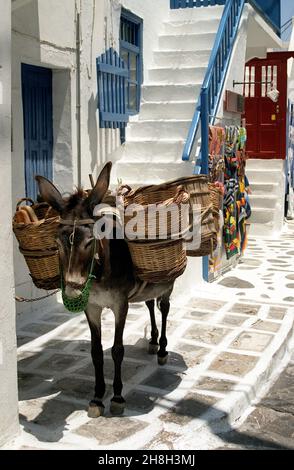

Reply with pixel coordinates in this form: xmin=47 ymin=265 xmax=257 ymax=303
xmin=43 ymin=204 xmax=55 ymax=219
xmin=117 ymin=184 xmax=132 ymax=197
xmin=201 ymin=204 xmax=213 ymax=223
xmin=15 ymin=197 xmax=35 ymax=211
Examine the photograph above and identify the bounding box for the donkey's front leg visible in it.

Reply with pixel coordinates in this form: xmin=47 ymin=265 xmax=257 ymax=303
xmin=110 ymin=300 xmax=128 ymax=415
xmin=157 ymin=294 xmax=170 ymax=366
xmin=85 ymin=305 xmax=105 ymax=418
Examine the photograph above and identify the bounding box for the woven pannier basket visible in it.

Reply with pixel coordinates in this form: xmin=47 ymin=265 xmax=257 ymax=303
xmin=208 ymin=183 xmax=223 ymax=233
xmin=13 ymin=198 xmax=60 ymax=290
xmin=163 ymin=175 xmax=218 ymax=257
xmin=122 ymin=183 xmax=189 ymax=283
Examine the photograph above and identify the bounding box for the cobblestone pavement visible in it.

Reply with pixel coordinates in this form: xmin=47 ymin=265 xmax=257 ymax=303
xmin=10 ymin=223 xmax=294 ymax=449
xmin=214 ymin=352 xmax=294 ymax=449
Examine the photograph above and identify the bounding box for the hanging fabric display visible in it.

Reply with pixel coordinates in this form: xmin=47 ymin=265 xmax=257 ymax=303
xmin=236 ymin=127 xmax=249 ymax=255
xmin=208 ymin=125 xmax=225 ymax=275
xmin=223 ymin=126 xmax=240 ymax=260
xmin=207 ymin=122 xmax=250 ymax=275
xmin=222 ymin=125 xmax=249 ymax=260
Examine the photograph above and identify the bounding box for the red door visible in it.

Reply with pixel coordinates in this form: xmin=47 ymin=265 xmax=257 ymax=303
xmin=243 ymin=54 xmax=288 ymax=159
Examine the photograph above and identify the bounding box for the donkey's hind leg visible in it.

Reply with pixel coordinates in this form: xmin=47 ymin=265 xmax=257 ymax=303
xmin=146 ymin=299 xmax=159 ymax=354
xmin=157 ymin=293 xmax=170 ymax=366
xmin=110 ymin=301 xmax=128 ymax=416
xmin=85 ymin=305 xmax=105 ymax=418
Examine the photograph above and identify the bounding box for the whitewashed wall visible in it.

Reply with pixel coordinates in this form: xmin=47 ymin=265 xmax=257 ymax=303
xmin=12 ymin=0 xmax=77 ymax=314
xmin=0 ymin=0 xmax=19 ymax=447
xmin=11 ymin=0 xmax=171 ymax=314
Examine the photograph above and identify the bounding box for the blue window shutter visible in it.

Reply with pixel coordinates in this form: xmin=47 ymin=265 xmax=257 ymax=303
xmin=96 ymin=48 xmax=129 ymax=129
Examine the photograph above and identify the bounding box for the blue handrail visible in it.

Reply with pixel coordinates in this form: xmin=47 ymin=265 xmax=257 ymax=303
xmin=181 ymin=0 xmax=246 ymax=173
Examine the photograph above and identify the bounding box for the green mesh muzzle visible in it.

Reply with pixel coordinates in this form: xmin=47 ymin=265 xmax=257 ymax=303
xmin=61 ymin=274 xmax=95 ymax=313
xmin=61 ymin=239 xmax=96 ymax=313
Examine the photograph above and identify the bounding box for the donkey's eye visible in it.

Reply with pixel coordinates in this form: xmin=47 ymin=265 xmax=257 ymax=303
xmin=85 ymin=237 xmax=94 ymax=249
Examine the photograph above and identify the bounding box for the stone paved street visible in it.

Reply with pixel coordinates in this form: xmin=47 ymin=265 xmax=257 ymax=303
xmin=8 ymin=222 xmax=294 ymax=449
xmin=214 ymin=352 xmax=294 ymax=449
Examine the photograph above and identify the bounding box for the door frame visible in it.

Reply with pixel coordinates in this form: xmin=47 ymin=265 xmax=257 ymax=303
xmin=243 ymin=52 xmax=294 ymax=160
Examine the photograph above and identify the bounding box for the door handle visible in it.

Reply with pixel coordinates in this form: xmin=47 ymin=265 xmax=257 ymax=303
xmin=276 ymin=105 xmax=280 ymax=113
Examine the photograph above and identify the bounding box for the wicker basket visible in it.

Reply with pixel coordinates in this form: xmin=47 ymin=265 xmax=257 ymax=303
xmin=208 ymin=183 xmax=223 ymax=233
xmin=123 ymin=182 xmax=181 ymax=207
xmin=163 ymin=176 xmax=218 ymax=257
xmin=122 ymin=182 xmax=189 ymax=283
xmin=13 ymin=198 xmax=60 ymax=290
xmin=128 ymin=239 xmax=187 ymax=283
xmin=124 ymin=186 xmax=190 ymax=240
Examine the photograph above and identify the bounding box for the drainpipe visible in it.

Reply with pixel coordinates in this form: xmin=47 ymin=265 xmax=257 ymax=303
xmin=76 ymin=10 xmax=82 ymax=187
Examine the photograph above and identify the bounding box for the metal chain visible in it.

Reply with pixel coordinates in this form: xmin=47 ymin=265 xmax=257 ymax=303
xmin=15 ymin=289 xmax=60 ymax=303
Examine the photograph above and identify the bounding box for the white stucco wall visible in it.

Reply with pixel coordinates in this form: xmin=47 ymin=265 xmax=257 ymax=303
xmin=0 ymin=0 xmax=19 ymax=446
xmin=12 ymin=0 xmax=78 ymax=314
xmin=11 ymin=0 xmax=173 ymax=314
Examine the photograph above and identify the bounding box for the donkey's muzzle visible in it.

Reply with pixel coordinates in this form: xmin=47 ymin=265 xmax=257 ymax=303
xmin=64 ymin=282 xmax=84 ymax=298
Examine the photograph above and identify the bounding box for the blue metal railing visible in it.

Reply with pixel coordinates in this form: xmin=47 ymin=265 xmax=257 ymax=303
xmin=181 ymin=0 xmax=246 ymax=173
xmin=172 ymin=0 xmax=281 ymax=173
xmin=170 ymin=1 xmax=281 ymax=36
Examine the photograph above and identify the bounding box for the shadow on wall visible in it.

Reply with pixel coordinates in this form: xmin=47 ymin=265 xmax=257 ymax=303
xmin=52 ymin=68 xmax=73 ymax=192
xmin=88 ymin=93 xmax=98 ymax=174
xmin=91 ymin=91 xmax=122 ymax=174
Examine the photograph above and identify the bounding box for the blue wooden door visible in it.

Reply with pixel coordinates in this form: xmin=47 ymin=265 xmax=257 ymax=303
xmin=21 ymin=64 xmax=53 ymax=200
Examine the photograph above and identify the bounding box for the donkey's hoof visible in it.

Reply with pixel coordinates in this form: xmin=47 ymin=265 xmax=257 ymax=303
xmin=158 ymin=353 xmax=168 ymax=366
xmin=88 ymin=401 xmax=105 ymax=418
xmin=148 ymin=343 xmax=159 ymax=355
xmin=110 ymin=398 xmax=125 ymax=416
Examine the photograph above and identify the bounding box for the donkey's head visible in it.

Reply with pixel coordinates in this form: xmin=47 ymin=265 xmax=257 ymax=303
xmin=35 ymin=162 xmax=112 ymax=297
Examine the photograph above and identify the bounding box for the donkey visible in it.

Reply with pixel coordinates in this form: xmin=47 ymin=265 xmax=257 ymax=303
xmin=36 ymin=162 xmax=174 ymax=417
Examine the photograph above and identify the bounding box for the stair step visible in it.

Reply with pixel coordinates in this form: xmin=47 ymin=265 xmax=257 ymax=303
xmin=142 ymin=83 xmax=200 ymax=102
xmin=168 ymin=5 xmax=224 ymax=21
xmin=249 ymin=195 xmax=279 ymax=209
xmin=114 ymin=161 xmax=195 ymax=186
xmin=246 ymin=169 xmax=284 ymax=184
xmin=139 ymin=101 xmax=195 ymax=120
xmin=148 ymin=66 xmax=206 ymax=84
xmin=120 ymin=140 xmax=185 ymax=161
xmin=153 ymin=49 xmax=211 ymax=68
xmin=246 ymin=159 xmax=285 ymax=170
xmin=163 ymin=18 xmax=220 ymax=35
xmin=249 ymin=182 xmax=279 ymax=195
xmin=249 ymin=207 xmax=276 ymax=224
xmin=126 ymin=119 xmax=190 ymax=140
xmin=158 ymin=33 xmax=216 ymax=51
xmin=248 ymin=222 xmax=277 ymax=238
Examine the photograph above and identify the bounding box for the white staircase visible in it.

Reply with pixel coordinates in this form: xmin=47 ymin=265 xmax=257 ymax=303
xmin=112 ymin=5 xmax=224 ymax=186
xmin=246 ymin=159 xmax=286 ymax=237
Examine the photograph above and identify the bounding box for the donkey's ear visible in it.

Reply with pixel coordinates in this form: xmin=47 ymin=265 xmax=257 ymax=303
xmin=35 ymin=175 xmax=64 ymax=213
xmin=86 ymin=162 xmax=112 ymax=211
